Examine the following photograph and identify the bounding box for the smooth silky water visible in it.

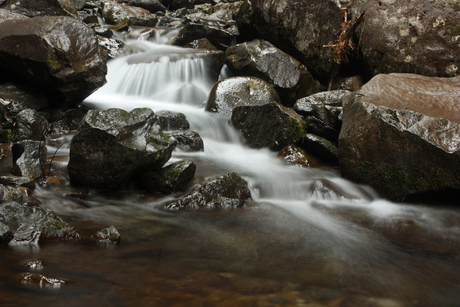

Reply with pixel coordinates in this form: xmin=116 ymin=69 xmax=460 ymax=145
xmin=2 ymin=32 xmax=460 ymax=307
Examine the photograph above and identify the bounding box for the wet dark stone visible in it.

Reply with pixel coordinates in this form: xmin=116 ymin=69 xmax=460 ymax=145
xmin=304 ymin=116 xmax=339 ymax=143
xmin=15 ymin=109 xmax=49 ymax=142
xmin=15 ymin=272 xmax=70 ymax=289
xmin=297 ymin=133 xmax=338 ymax=165
xmin=0 ymin=8 xmax=28 ymax=22
xmin=231 ymin=102 xmax=305 ymax=150
xmin=22 ymin=259 xmax=45 ymax=271
xmin=277 ymin=145 xmax=326 ymax=169
xmin=0 ymin=230 xmax=13 ymax=245
xmin=0 ymin=184 xmax=24 ymax=204
xmin=0 ymin=176 xmax=35 ymax=190
xmin=90 ymin=225 xmax=121 ymax=244
xmin=184 ymin=38 xmax=218 ymax=51
xmin=168 ymin=130 xmax=204 ymax=152
xmin=332 ymin=76 xmax=364 ymax=92
xmin=157 ymin=111 xmax=190 ymax=131
xmin=0 ymin=0 xmax=77 ymax=17
xmin=206 ymin=76 xmax=280 ymax=118
xmin=172 ymin=22 xmax=234 ymax=50
xmin=142 ymin=160 xmax=196 ymax=194
xmin=0 ymin=16 xmax=107 ymax=105
xmin=164 ymin=172 xmax=251 ymax=210
xmin=128 ymin=0 xmax=166 ymax=13
xmin=48 ymin=109 xmax=86 ymax=137
xmin=102 ymin=1 xmax=158 ymax=26
xmin=226 ymin=39 xmax=321 ymax=106
xmin=12 ymin=140 xmax=47 ymax=179
xmin=0 ymin=201 xmax=80 ymax=244
xmin=68 ymin=108 xmax=176 ymax=189
xmin=0 ymin=83 xmax=50 ymax=116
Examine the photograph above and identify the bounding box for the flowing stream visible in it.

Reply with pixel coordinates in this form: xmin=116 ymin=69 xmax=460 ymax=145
xmin=1 ymin=31 xmax=460 ymax=307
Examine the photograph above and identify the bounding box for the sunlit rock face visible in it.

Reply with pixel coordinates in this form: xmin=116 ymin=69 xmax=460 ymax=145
xmin=339 ymin=73 xmax=460 ymax=200
xmin=68 ymin=108 xmax=177 ymax=189
xmin=352 ymin=0 xmax=460 ymax=77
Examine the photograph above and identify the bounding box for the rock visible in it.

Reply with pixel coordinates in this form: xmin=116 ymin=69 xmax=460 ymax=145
xmin=210 ymin=1 xmax=242 ymax=23
xmin=90 ymin=225 xmax=121 ymax=244
xmin=0 ymin=8 xmax=28 ymax=22
xmin=304 ymin=116 xmax=340 ymax=144
xmin=22 ymin=259 xmax=45 ymax=271
xmin=12 ymin=140 xmax=47 ymax=179
xmin=236 ymin=0 xmax=342 ymax=80
xmin=168 ymin=130 xmax=204 ymax=152
xmin=184 ymin=38 xmax=218 ymax=50
xmin=142 ymin=160 xmax=196 ymax=194
xmin=294 ymin=90 xmax=353 ymax=131
xmin=277 ymin=144 xmax=326 ymax=169
xmin=70 ymin=0 xmax=86 ymax=10
xmin=68 ymin=108 xmax=177 ymax=189
xmin=226 ymin=39 xmax=321 ymax=106
xmin=0 ymin=176 xmax=35 ymax=190
xmin=0 ymin=184 xmax=23 ymax=204
xmin=205 ymin=76 xmax=280 ymax=118
xmin=15 ymin=109 xmax=49 ymax=142
xmin=164 ymin=172 xmax=251 ymax=210
xmin=171 ymin=22 xmax=234 ymax=50
xmin=15 ymin=273 xmax=69 ymax=288
xmin=0 ymin=0 xmax=77 ymax=17
xmin=0 ymin=17 xmax=107 ymax=105
xmin=232 ymin=102 xmax=305 ymax=150
xmin=102 ymin=0 xmax=158 ymax=26
xmin=97 ymin=36 xmax=125 ymax=59
xmin=0 ymin=230 xmax=13 ymax=245
xmin=332 ymin=76 xmax=364 ymax=91
xmin=339 ymin=73 xmax=460 ymax=200
xmin=352 ymin=0 xmax=460 ymax=77
xmin=48 ymin=109 xmax=86 ymax=137
xmin=157 ymin=111 xmax=190 ymax=131
xmin=0 ymin=201 xmax=80 ymax=244
xmin=0 ymin=83 xmax=51 ymax=116
xmin=128 ymin=0 xmax=166 ymax=13
xmin=297 ymin=133 xmax=339 ymax=165
xmin=162 ymin=0 xmax=213 ymax=11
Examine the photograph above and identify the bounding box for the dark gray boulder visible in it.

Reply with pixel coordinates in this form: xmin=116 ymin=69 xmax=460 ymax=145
xmin=168 ymin=130 xmax=204 ymax=152
xmin=0 ymin=83 xmax=50 ymax=116
xmin=164 ymin=172 xmax=251 ymax=210
xmin=12 ymin=140 xmax=47 ymax=178
xmin=277 ymin=145 xmax=326 ymax=169
xmin=0 ymin=184 xmax=24 ymax=204
xmin=0 ymin=16 xmax=107 ymax=105
xmin=128 ymin=0 xmax=166 ymax=13
xmin=332 ymin=76 xmax=364 ymax=91
xmin=236 ymin=0 xmax=342 ymax=80
xmin=142 ymin=160 xmax=196 ymax=194
xmin=171 ymin=23 xmax=235 ymax=50
xmin=226 ymin=39 xmax=321 ymax=106
xmin=68 ymin=108 xmax=177 ymax=189
xmin=90 ymin=225 xmax=120 ymax=244
xmin=205 ymin=76 xmax=280 ymax=118
xmin=339 ymin=73 xmax=460 ymax=200
xmin=0 ymin=201 xmax=80 ymax=244
xmin=157 ymin=111 xmax=190 ymax=131
xmin=231 ymin=102 xmax=305 ymax=150
xmin=15 ymin=109 xmax=50 ymax=142
xmin=297 ymin=133 xmax=339 ymax=165
xmin=352 ymin=0 xmax=460 ymax=77
xmin=0 ymin=0 xmax=77 ymax=17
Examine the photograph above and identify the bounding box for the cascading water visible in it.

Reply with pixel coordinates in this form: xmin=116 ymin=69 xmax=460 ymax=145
xmin=4 ymin=30 xmax=460 ymax=307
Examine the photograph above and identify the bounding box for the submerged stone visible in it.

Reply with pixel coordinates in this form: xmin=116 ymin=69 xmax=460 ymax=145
xmin=90 ymin=225 xmax=121 ymax=244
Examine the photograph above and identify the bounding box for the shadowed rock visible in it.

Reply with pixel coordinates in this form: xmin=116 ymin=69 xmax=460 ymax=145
xmin=168 ymin=130 xmax=204 ymax=152
xmin=102 ymin=0 xmax=158 ymax=26
xmin=142 ymin=160 xmax=196 ymax=194
xmin=0 ymin=0 xmax=77 ymax=17
xmin=68 ymin=108 xmax=177 ymax=189
xmin=12 ymin=140 xmax=47 ymax=179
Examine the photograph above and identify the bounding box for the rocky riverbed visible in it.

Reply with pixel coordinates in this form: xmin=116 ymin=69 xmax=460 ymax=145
xmin=0 ymin=0 xmax=460 ymax=306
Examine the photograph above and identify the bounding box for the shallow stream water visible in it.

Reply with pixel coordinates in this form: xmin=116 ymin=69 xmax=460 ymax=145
xmin=1 ymin=31 xmax=460 ymax=307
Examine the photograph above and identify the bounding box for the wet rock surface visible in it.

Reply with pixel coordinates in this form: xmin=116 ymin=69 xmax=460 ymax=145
xmin=277 ymin=144 xmax=326 ymax=169
xmin=102 ymin=0 xmax=158 ymax=26
xmin=339 ymin=73 xmax=460 ymax=200
xmin=0 ymin=16 xmax=107 ymax=105
xmin=142 ymin=159 xmax=196 ymax=194
xmin=171 ymin=22 xmax=234 ymax=50
xmin=90 ymin=225 xmax=121 ymax=244
xmin=68 ymin=108 xmax=177 ymax=189
xmin=0 ymin=83 xmax=50 ymax=115
xmin=0 ymin=0 xmax=77 ymax=17
xmin=297 ymin=133 xmax=339 ymax=165
xmin=15 ymin=109 xmax=49 ymax=142
xmin=231 ymin=102 xmax=305 ymax=150
xmin=168 ymin=130 xmax=204 ymax=152
xmin=226 ymin=39 xmax=320 ymax=106
xmin=205 ymin=76 xmax=280 ymax=118
xmin=12 ymin=140 xmax=47 ymax=179
xmin=157 ymin=111 xmax=190 ymax=131
xmin=164 ymin=172 xmax=251 ymax=209
xmin=0 ymin=201 xmax=80 ymax=244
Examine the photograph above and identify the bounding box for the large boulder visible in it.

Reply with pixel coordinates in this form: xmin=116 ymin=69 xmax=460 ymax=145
xmin=171 ymin=22 xmax=235 ymax=50
xmin=231 ymin=101 xmax=305 ymax=150
xmin=164 ymin=172 xmax=251 ymax=210
xmin=352 ymin=0 xmax=460 ymax=77
xmin=68 ymin=108 xmax=177 ymax=189
xmin=0 ymin=17 xmax=107 ymax=105
xmin=339 ymin=73 xmax=460 ymax=200
xmin=236 ymin=0 xmax=343 ymax=80
xmin=226 ymin=39 xmax=321 ymax=106
xmin=0 ymin=0 xmax=77 ymax=17
xmin=205 ymin=76 xmax=281 ymax=118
